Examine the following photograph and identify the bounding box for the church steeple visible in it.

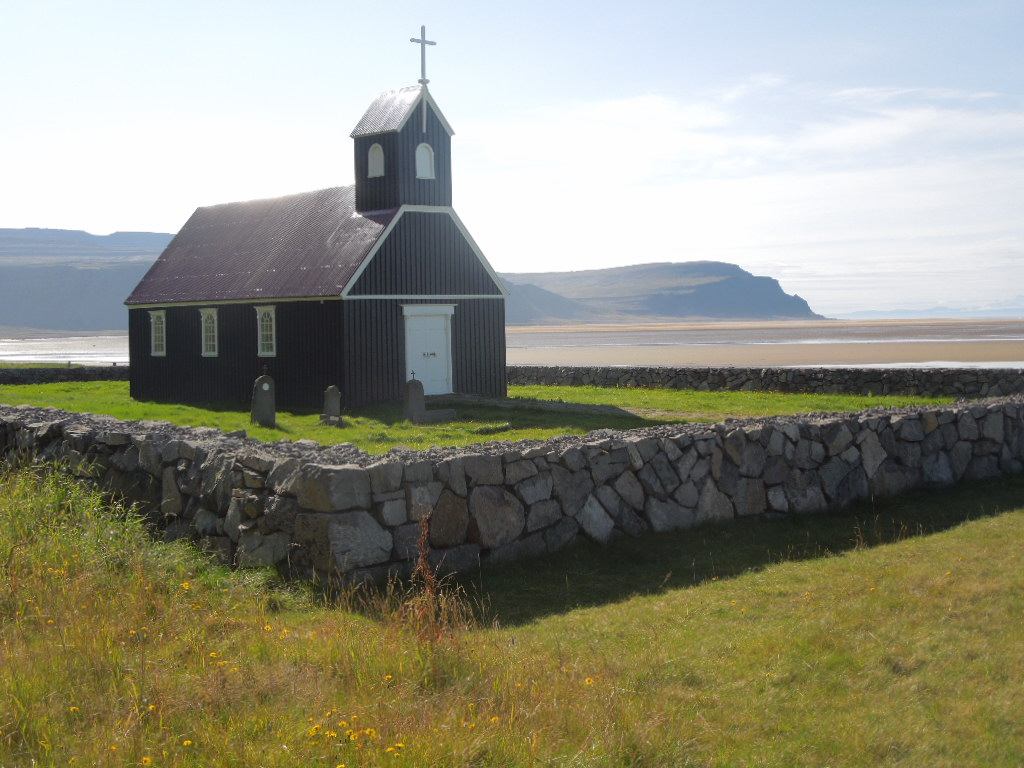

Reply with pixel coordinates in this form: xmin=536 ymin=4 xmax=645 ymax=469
xmin=351 ymin=27 xmax=453 ymax=213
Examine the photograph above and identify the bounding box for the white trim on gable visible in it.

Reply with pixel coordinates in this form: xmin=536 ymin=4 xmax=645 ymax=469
xmin=339 ymin=205 xmax=509 ymax=298
xmin=394 ymin=88 xmax=455 ymax=137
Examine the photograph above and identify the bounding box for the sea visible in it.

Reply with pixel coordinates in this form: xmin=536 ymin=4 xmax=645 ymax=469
xmin=2 ymin=321 xmax=1024 ymax=368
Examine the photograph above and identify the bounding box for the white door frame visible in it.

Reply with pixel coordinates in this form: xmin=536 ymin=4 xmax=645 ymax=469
xmin=402 ymin=304 xmax=455 ymax=395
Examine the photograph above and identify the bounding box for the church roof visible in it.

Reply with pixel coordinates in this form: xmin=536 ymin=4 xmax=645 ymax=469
xmin=125 ymin=186 xmax=396 ymax=305
xmin=350 ymin=85 xmax=454 ymax=138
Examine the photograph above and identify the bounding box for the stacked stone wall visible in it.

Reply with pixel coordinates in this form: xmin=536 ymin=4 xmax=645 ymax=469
xmin=508 ymin=365 xmax=1024 ymax=398
xmin=2 ymin=394 xmax=1022 ymax=582
xmin=0 ymin=365 xmax=130 ymax=386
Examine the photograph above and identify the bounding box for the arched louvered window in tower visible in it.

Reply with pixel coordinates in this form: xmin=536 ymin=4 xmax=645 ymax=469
xmin=415 ymin=143 xmax=435 ymax=179
xmin=368 ymin=143 xmax=384 ymax=178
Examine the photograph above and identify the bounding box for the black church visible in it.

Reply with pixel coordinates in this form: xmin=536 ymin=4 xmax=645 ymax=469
xmin=125 ymin=45 xmax=507 ymax=410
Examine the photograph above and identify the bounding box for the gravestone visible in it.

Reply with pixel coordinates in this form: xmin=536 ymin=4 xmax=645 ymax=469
xmin=251 ymin=371 xmax=276 ymax=428
xmin=320 ymin=385 xmax=344 ymax=426
xmin=404 ymin=377 xmax=456 ymax=425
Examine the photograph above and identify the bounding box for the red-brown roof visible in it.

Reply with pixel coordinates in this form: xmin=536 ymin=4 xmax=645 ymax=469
xmin=125 ymin=186 xmax=395 ymax=305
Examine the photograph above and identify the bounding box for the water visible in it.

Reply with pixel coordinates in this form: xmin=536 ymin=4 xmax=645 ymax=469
xmin=0 ymin=334 xmax=129 ymax=365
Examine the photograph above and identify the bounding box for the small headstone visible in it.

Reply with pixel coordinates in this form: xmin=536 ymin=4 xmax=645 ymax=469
xmin=404 ymin=377 xmax=456 ymax=425
xmin=251 ymin=371 xmax=276 ymax=428
xmin=320 ymin=385 xmax=344 ymax=426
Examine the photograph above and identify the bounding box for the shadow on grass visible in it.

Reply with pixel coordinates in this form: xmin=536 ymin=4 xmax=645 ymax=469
xmin=356 ymin=398 xmax=658 ymax=433
xmin=461 ymin=474 xmax=1024 ymax=627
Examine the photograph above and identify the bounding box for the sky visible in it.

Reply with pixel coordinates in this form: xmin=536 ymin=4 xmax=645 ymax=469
xmin=1 ymin=0 xmax=1022 ymax=317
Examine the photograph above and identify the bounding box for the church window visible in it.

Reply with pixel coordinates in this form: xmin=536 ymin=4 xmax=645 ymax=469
xmin=199 ymin=308 xmax=218 ymax=357
xmin=149 ymin=310 xmax=166 ymax=357
xmin=415 ymin=143 xmax=435 ymax=179
xmin=256 ymin=305 xmax=276 ymax=357
xmin=368 ymin=143 xmax=385 ymax=178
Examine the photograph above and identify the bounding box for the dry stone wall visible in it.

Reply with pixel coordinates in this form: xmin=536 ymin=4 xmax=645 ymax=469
xmin=508 ymin=365 xmax=1024 ymax=398
xmin=2 ymin=395 xmax=1023 ymax=582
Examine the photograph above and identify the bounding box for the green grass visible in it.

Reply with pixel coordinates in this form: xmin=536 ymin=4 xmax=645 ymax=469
xmin=1 ymin=465 xmax=1022 ymax=766
xmin=510 ymin=383 xmax=951 ymax=420
xmin=0 ymin=381 xmax=951 ymax=454
xmin=0 ymin=362 xmax=82 ymax=369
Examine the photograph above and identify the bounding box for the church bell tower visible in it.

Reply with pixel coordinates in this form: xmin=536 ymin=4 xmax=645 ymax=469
xmin=350 ymin=26 xmax=454 ymax=213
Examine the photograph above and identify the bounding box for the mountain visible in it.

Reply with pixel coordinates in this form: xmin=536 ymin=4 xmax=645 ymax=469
xmin=0 ymin=229 xmax=821 ymax=331
xmin=0 ymin=228 xmax=172 ymax=331
xmin=502 ymin=262 xmax=821 ymax=324
xmin=839 ymin=297 xmax=1024 ymax=320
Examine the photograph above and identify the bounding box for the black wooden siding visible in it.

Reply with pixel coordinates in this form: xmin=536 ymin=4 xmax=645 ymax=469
xmin=350 ymin=212 xmax=502 ymax=296
xmin=353 ymin=105 xmax=452 ymax=212
xmin=129 ymin=301 xmax=346 ymax=410
xmin=129 ymin=296 xmax=505 ymax=411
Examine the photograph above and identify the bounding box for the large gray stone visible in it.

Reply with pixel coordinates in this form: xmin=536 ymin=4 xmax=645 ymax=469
xmin=293 ymin=464 xmax=372 ymax=512
xmin=468 ymin=486 xmax=525 ymax=549
xmin=648 ymin=452 xmax=681 ymax=492
xmin=982 ymin=411 xmax=1004 ymax=442
xmin=594 ymin=485 xmax=648 ymax=537
xmin=516 ymin=471 xmax=553 ymax=505
xmin=589 ymin=453 xmax=630 ymax=485
xmin=870 ymin=460 xmax=920 ymax=498
xmin=551 ymin=466 xmax=594 ymax=514
xmin=430 ymin=489 xmax=469 ymax=548
xmin=261 ymin=495 xmax=298 ymax=534
xmin=696 ymin=480 xmax=734 ymax=523
xmin=858 ymin=430 xmax=887 ymax=477
xmin=327 ymin=511 xmax=393 ymax=571
xmin=526 ymin=499 xmax=563 ymax=532
xmin=636 ymin=462 xmax=667 ymax=499
xmin=462 ymin=454 xmax=504 ymax=486
xmin=367 ymin=461 xmax=403 ymax=494
xmin=236 ymin=531 xmax=291 ymax=568
xmin=435 ymin=457 xmax=468 ymax=496
xmin=732 ymin=477 xmax=766 ymax=517
xmin=645 ymin=497 xmax=695 ymax=532
xmin=504 ymin=459 xmax=538 ymax=485
xmin=922 ymin=451 xmax=955 ymax=485
xmin=575 ymin=494 xmax=615 ymax=542
xmin=543 ymin=517 xmax=579 ymax=553
xmin=160 ymin=465 xmax=182 ymax=518
xmin=612 ymin=470 xmax=645 ymax=511
xmin=407 ymin=481 xmax=444 ymax=521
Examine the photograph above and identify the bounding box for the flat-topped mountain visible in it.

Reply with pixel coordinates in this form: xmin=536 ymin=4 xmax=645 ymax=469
xmin=0 ymin=229 xmax=821 ymax=331
xmin=0 ymin=228 xmax=172 ymax=330
xmin=502 ymin=262 xmax=821 ymax=323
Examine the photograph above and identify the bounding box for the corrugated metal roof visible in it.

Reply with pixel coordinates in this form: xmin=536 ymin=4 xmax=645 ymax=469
xmin=350 ymin=86 xmax=423 ymax=137
xmin=125 ymin=186 xmax=396 ymax=305
xmin=350 ymin=85 xmax=454 ymax=138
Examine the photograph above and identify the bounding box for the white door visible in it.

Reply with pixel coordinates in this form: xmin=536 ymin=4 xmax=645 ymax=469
xmin=403 ymin=305 xmax=454 ymax=395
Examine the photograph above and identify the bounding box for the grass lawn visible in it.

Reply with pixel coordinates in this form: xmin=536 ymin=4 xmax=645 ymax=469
xmin=1 ymin=465 xmax=1021 ymax=766
xmin=0 ymin=380 xmax=952 ymax=453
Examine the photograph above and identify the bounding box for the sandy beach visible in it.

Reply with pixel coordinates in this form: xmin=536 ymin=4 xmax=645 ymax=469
xmin=506 ymin=319 xmax=1024 ymax=367
xmin=2 ymin=319 xmax=1022 ymax=368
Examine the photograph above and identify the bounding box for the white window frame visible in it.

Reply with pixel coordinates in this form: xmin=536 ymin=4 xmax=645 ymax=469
xmin=149 ymin=310 xmax=166 ymax=357
xmin=255 ymin=305 xmax=276 ymax=357
xmin=199 ymin=308 xmax=218 ymax=357
xmin=368 ymin=142 xmax=385 ymax=178
xmin=415 ymin=142 xmax=435 ymax=179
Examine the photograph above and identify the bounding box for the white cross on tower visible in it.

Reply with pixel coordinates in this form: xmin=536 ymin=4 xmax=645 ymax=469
xmin=410 ymin=25 xmax=436 ymax=85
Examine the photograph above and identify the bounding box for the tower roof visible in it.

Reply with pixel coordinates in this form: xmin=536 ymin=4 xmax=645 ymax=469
xmin=349 ymin=85 xmax=454 ymax=138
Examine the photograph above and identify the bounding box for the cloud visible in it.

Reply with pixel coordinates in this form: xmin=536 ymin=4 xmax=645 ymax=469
xmin=455 ymin=80 xmax=1024 ymax=314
